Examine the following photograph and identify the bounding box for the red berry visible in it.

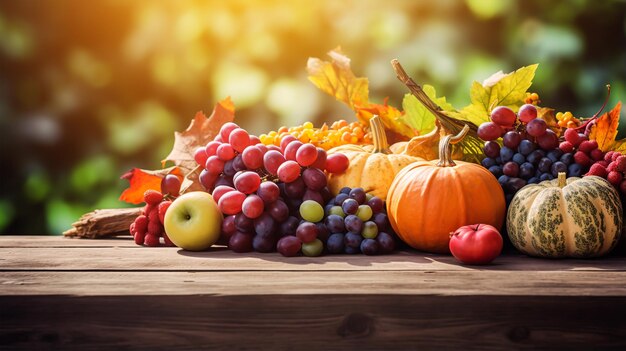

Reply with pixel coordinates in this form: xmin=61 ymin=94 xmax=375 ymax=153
xmin=615 ymin=156 xmax=626 ymax=172
xmin=586 ymin=163 xmax=608 ymax=178
xmin=559 ymin=141 xmax=574 ymax=153
xmin=147 ymin=221 xmax=162 ymax=236
xmin=604 ymin=151 xmax=615 ymax=162
xmin=129 ymin=222 xmax=136 ymax=236
xmin=148 ymin=207 xmax=160 ymax=223
xmin=144 ymin=234 xmax=161 ymax=247
xmin=134 ymin=215 xmax=148 ymax=234
xmin=590 ymin=148 xmax=605 ymax=162
xmin=134 ymin=231 xmax=146 ymax=245
xmin=564 ymin=128 xmax=581 ymax=146
xmin=597 ymin=160 xmax=609 ymax=168
xmin=158 ymin=201 xmax=172 ymax=225
xmin=607 ymin=171 xmax=623 ymax=186
xmin=144 ymin=190 xmax=164 ymax=205
xmin=578 ymin=140 xmax=597 ymax=154
xmin=162 ymin=231 xmax=176 ymax=247
xmin=573 ymin=151 xmax=592 ymax=168
xmin=142 ymin=203 xmax=155 ymax=216
xmin=607 ymin=162 xmax=618 ymax=172
xmin=620 ymin=179 xmax=626 ymax=194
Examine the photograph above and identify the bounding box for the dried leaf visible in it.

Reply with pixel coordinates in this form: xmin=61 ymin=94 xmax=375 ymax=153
xmin=307 ymin=47 xmax=369 ymax=112
xmin=611 ymin=139 xmax=626 ymax=154
xmin=590 ymin=102 xmax=622 ymax=151
xmin=308 ymin=49 xmax=414 ymax=139
xmin=460 ymin=64 xmax=538 ymax=126
xmin=355 ymin=100 xmax=415 ymax=139
xmin=180 ymin=165 xmax=205 ymax=194
xmin=537 ymin=107 xmax=561 ymax=135
xmin=119 ymin=167 xmax=184 ymax=204
xmin=162 ymin=97 xmax=235 ymax=173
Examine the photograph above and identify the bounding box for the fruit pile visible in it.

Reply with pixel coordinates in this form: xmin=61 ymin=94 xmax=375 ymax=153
xmin=116 ymin=55 xmax=625 ymax=263
xmin=260 ymin=120 xmax=372 ymax=150
xmin=184 ymin=121 xmax=397 ymax=257
xmin=478 ymin=104 xmax=590 ymax=202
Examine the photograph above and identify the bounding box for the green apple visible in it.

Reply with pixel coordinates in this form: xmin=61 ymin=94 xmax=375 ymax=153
xmin=164 ymin=191 xmax=223 ymax=251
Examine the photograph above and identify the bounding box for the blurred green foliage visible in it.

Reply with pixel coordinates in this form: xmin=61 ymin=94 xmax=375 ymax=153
xmin=0 ymin=0 xmax=624 ymax=234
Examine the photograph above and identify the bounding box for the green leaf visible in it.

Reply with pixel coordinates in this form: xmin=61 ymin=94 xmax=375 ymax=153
xmin=400 ymin=85 xmax=451 ymax=134
xmin=459 ymin=64 xmax=538 ymax=126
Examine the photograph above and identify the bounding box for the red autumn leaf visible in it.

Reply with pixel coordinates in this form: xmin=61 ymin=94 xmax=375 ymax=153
xmin=162 ymin=97 xmax=235 ymax=172
xmin=119 ymin=167 xmax=184 ymax=204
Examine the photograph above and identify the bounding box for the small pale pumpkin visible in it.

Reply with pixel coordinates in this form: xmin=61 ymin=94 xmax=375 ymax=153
xmin=327 ymin=116 xmax=424 ymax=199
xmin=386 ymin=126 xmax=506 ymax=254
xmin=507 ymin=173 xmax=622 ymax=258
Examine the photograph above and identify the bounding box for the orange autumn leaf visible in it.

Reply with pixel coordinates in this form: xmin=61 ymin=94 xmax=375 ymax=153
xmin=589 ymin=102 xmax=622 ymax=151
xmin=119 ymin=167 xmax=184 ymax=204
xmin=307 ymin=48 xmax=414 ymax=139
xmin=162 ymin=97 xmax=235 ymax=173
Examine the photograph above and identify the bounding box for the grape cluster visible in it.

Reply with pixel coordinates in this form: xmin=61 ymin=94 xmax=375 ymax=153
xmin=478 ymin=104 xmax=587 ymax=203
xmin=197 ymin=122 xmax=350 ymax=254
xmin=260 ymin=120 xmax=372 ymax=150
xmin=129 ymin=174 xmax=182 ymax=247
xmin=320 ymin=187 xmax=396 ymax=256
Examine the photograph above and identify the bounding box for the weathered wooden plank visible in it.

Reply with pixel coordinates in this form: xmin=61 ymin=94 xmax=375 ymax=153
xmin=1 ymin=271 xmax=626 ymax=296
xmin=2 ymin=245 xmax=626 ymax=272
xmin=1 ymin=295 xmax=625 ymax=350
xmin=0 ymin=235 xmax=138 ymax=248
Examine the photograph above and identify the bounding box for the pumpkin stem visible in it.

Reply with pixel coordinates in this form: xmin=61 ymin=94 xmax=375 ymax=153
xmin=436 ymin=125 xmax=470 ymax=167
xmin=558 ymin=172 xmax=567 ymax=188
xmin=370 ymin=115 xmax=391 ymax=154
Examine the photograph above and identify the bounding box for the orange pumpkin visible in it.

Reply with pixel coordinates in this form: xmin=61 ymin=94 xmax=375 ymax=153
xmin=327 ymin=116 xmax=424 ymax=200
xmin=386 ymin=126 xmax=506 ymax=254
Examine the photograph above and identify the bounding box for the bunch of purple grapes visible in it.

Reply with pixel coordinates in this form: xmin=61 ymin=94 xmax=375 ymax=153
xmin=478 ymin=104 xmax=584 ymax=203
xmin=193 ymin=122 xmax=350 ymax=254
xmin=321 ymin=187 xmax=397 ymax=256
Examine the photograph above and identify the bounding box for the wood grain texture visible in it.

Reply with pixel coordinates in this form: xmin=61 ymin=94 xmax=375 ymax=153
xmin=2 ymin=236 xmax=626 ymax=350
xmin=1 ymin=295 xmax=625 ymax=350
xmin=2 ymin=271 xmax=626 ymax=296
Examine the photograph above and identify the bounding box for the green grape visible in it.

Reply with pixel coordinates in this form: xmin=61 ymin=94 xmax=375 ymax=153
xmin=362 ymin=221 xmax=378 ymax=239
xmin=328 ymin=205 xmax=345 ymax=218
xmin=365 ymin=193 xmax=374 ymax=202
xmin=299 ymin=200 xmax=324 ymax=223
xmin=356 ymin=204 xmax=373 ymax=221
xmin=302 ymin=238 xmax=323 ymax=257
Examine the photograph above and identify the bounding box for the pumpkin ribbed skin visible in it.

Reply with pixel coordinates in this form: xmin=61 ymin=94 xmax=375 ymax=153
xmin=386 ymin=160 xmax=505 ymax=253
xmin=327 ymin=116 xmax=422 ymax=200
xmin=507 ymin=175 xmax=622 ymax=258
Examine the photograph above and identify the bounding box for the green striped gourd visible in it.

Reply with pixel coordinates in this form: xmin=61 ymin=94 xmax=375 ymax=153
xmin=507 ymin=172 xmax=622 ymax=258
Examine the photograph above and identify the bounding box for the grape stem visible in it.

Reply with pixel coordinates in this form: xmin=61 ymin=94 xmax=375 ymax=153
xmin=573 ymin=84 xmax=611 ymax=132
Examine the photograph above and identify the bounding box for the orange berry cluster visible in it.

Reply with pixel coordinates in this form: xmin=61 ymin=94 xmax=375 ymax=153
xmin=524 ymin=92 xmax=540 ymax=105
xmin=556 ymin=111 xmax=581 ymax=129
xmin=260 ymin=120 xmax=372 ymax=150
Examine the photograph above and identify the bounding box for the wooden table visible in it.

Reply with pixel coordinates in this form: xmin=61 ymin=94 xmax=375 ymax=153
xmin=2 ymin=236 xmax=626 ymax=350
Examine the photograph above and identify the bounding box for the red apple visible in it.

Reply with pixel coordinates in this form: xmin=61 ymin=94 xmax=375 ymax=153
xmin=449 ymin=224 xmax=503 ymax=265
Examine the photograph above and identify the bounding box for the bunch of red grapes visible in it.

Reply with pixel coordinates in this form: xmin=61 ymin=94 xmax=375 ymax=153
xmin=196 ymin=122 xmax=353 ymax=254
xmin=478 ymin=104 xmax=590 ymax=203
